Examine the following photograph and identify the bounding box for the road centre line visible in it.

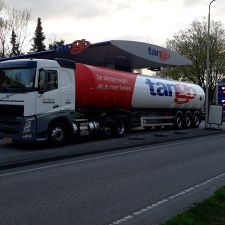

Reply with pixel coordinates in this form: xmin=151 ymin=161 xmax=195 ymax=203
xmin=0 ymin=134 xmax=225 ymax=178
xmin=108 ymin=172 xmax=225 ymax=225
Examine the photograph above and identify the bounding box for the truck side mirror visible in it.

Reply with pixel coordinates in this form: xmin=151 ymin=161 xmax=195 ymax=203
xmin=38 ymin=69 xmax=48 ymax=94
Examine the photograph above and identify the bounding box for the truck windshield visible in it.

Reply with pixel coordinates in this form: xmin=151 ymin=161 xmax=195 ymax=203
xmin=0 ymin=68 xmax=36 ymax=92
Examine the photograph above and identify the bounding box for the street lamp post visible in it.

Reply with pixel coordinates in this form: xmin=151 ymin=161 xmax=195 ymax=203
xmin=205 ymin=0 xmax=216 ymax=129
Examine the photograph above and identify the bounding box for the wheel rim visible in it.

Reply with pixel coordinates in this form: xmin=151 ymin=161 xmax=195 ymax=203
xmin=186 ymin=116 xmax=191 ymax=127
xmin=51 ymin=127 xmax=64 ymax=142
xmin=194 ymin=116 xmax=200 ymax=126
xmin=176 ymin=117 xmax=182 ymax=128
xmin=117 ymin=122 xmax=125 ymax=136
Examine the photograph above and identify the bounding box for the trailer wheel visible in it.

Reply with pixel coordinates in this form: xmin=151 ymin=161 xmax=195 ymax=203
xmin=48 ymin=122 xmax=67 ymax=147
xmin=192 ymin=112 xmax=201 ymax=128
xmin=184 ymin=112 xmax=193 ymax=129
xmin=174 ymin=112 xmax=184 ymax=129
xmin=101 ymin=118 xmax=115 ymax=139
xmin=115 ymin=115 xmax=128 ymax=137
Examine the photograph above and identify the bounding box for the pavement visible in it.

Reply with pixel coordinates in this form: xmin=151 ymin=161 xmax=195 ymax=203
xmin=0 ymin=122 xmax=224 ymax=169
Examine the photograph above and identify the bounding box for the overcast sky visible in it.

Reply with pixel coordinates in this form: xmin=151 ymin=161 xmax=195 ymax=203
xmin=5 ymin=0 xmax=225 ymax=47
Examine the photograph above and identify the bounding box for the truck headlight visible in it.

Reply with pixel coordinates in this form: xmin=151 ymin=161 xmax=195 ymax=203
xmin=23 ymin=118 xmax=34 ymax=134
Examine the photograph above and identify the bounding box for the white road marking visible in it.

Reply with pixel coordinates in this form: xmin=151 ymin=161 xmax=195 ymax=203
xmin=0 ymin=134 xmax=225 ymax=178
xmin=108 ymin=172 xmax=225 ymax=225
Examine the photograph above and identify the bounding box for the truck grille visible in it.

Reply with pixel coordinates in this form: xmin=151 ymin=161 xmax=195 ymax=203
xmin=0 ymin=117 xmax=21 ymax=136
xmin=0 ymin=105 xmax=24 ymax=117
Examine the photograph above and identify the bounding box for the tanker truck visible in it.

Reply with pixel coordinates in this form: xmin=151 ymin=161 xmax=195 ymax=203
xmin=0 ymin=58 xmax=205 ymax=146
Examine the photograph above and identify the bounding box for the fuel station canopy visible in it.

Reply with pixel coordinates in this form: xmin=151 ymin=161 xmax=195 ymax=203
xmin=0 ymin=40 xmax=192 ymax=71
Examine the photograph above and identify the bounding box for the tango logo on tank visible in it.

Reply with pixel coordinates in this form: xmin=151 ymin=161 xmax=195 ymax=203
xmin=145 ymin=78 xmax=196 ymax=104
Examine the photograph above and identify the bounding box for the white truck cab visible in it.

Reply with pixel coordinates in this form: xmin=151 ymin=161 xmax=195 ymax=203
xmin=0 ymin=58 xmax=76 ymax=145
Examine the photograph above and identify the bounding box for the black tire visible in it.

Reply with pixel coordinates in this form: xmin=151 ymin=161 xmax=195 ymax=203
xmin=100 ymin=117 xmax=115 ymax=139
xmin=192 ymin=112 xmax=201 ymax=128
xmin=48 ymin=122 xmax=68 ymax=147
xmin=115 ymin=115 xmax=128 ymax=137
xmin=174 ymin=111 xmax=184 ymax=129
xmin=184 ymin=111 xmax=193 ymax=129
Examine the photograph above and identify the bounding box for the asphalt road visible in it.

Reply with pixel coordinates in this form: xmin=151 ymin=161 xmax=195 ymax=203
xmin=0 ymin=134 xmax=225 ymax=225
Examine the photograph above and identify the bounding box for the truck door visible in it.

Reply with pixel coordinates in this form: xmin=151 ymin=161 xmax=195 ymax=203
xmin=36 ymin=68 xmax=61 ymax=115
xmin=59 ymin=69 xmax=74 ymax=111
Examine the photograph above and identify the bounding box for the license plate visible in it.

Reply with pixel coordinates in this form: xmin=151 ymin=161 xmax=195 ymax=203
xmin=3 ymin=137 xmax=13 ymax=144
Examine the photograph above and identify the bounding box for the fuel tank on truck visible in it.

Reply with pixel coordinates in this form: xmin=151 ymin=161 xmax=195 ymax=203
xmin=75 ymin=63 xmax=205 ymax=111
xmin=132 ymin=76 xmax=205 ymax=110
xmin=75 ymin=63 xmax=138 ymax=110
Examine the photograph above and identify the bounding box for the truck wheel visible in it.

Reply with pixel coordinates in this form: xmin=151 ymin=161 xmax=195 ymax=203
xmin=192 ymin=112 xmax=201 ymax=128
xmin=115 ymin=115 xmax=128 ymax=137
xmin=101 ymin=118 xmax=115 ymax=139
xmin=184 ymin=112 xmax=193 ymax=129
xmin=174 ymin=112 xmax=184 ymax=129
xmin=48 ymin=122 xmax=67 ymax=147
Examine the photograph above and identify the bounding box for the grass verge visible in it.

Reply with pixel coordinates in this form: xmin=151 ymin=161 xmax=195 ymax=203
xmin=161 ymin=186 xmax=225 ymax=225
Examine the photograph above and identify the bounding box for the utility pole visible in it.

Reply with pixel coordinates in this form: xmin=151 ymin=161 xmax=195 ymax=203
xmin=205 ymin=0 xmax=216 ymax=129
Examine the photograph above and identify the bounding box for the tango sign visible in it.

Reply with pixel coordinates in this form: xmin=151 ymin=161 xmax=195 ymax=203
xmin=148 ymin=47 xmax=170 ymax=61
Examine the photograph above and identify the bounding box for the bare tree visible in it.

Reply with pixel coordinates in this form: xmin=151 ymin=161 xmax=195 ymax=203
xmin=8 ymin=7 xmax=30 ymax=54
xmin=0 ymin=0 xmax=7 ymax=57
xmin=0 ymin=1 xmax=31 ymax=58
